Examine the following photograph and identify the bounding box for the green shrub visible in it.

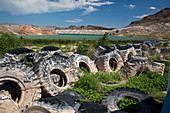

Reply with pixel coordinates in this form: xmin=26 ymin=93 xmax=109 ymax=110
xmin=96 ymin=32 xmax=110 ymax=47
xmin=163 ymin=41 xmax=168 ymax=47
xmin=148 ymin=55 xmax=161 ymax=63
xmin=164 ymin=57 xmax=170 ymax=60
xmin=93 ymin=71 xmax=122 ymax=84
xmin=0 ymin=32 xmax=24 ymax=55
xmin=74 ymin=74 xmax=101 ymax=91
xmin=117 ymin=98 xmax=141 ymax=113
xmin=127 ymin=71 xmax=168 ymax=92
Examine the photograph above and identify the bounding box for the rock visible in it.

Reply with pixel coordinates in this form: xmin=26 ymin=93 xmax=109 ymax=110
xmin=0 ymin=24 xmax=58 ymax=35
xmin=78 ymin=102 xmax=109 ymax=113
xmin=20 ymin=25 xmax=58 ymax=35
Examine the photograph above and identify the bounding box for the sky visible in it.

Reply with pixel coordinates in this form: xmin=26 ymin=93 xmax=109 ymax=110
xmin=0 ymin=0 xmax=169 ymax=28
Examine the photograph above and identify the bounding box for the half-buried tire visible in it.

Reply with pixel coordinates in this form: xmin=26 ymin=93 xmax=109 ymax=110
xmin=33 ymin=55 xmax=76 ymax=96
xmin=101 ymin=87 xmax=158 ymax=113
xmin=96 ymin=50 xmax=124 ymax=72
xmin=0 ymin=61 xmax=41 ymax=111
xmin=69 ymin=53 xmax=98 ymax=73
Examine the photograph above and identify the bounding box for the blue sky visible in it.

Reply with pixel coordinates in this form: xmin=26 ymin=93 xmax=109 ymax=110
xmin=0 ymin=0 xmax=169 ymax=28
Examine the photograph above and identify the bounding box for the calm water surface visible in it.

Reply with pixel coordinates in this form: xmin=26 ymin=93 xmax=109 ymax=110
xmin=20 ymin=34 xmax=146 ymax=40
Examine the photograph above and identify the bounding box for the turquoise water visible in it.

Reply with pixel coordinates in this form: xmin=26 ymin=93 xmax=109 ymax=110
xmin=19 ymin=34 xmax=146 ymax=40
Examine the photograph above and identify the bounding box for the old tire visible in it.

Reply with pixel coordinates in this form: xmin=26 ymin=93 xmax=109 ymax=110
xmin=69 ymin=53 xmax=98 ymax=73
xmin=0 ymin=95 xmax=20 ymax=113
xmin=2 ymin=48 xmax=36 ymax=64
xmin=96 ymin=50 xmax=124 ymax=72
xmin=0 ymin=62 xmax=41 ymax=110
xmin=91 ymin=45 xmax=110 ymax=61
xmin=122 ymin=55 xmax=153 ymax=77
xmin=24 ymin=97 xmax=75 ymax=113
xmin=33 ymin=55 xmax=76 ymax=96
xmin=133 ymin=43 xmax=142 ymax=55
xmin=38 ymin=46 xmax=62 ymax=61
xmin=101 ymin=87 xmax=158 ymax=113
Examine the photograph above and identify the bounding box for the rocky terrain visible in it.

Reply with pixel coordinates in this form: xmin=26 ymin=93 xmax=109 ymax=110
xmin=109 ymin=8 xmax=170 ymax=40
xmin=55 ymin=25 xmax=114 ymax=30
xmin=53 ymin=25 xmax=114 ymax=35
xmin=0 ymin=24 xmax=57 ymax=35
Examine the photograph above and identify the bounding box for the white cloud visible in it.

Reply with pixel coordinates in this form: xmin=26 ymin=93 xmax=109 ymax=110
xmin=149 ymin=6 xmax=156 ymax=10
xmin=0 ymin=0 xmax=114 ymax=15
xmin=82 ymin=6 xmax=98 ymax=15
xmin=124 ymin=4 xmax=136 ymax=9
xmin=133 ymin=14 xmax=148 ymax=18
xmin=65 ymin=19 xmax=83 ymax=23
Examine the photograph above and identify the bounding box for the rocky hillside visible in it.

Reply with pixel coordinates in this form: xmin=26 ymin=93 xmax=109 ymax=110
xmin=54 ymin=25 xmax=114 ymax=35
xmin=55 ymin=25 xmax=114 ymax=30
xmin=0 ymin=24 xmax=57 ymax=35
xmin=109 ymin=8 xmax=170 ymax=39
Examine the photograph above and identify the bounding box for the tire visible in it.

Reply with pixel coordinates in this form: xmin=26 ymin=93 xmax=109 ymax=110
xmin=3 ymin=48 xmax=36 ymax=64
xmin=122 ymin=55 xmax=153 ymax=77
xmin=142 ymin=43 xmax=153 ymax=51
xmin=96 ymin=50 xmax=124 ymax=72
xmin=24 ymin=97 xmax=75 ymax=113
xmin=0 ymin=95 xmax=20 ymax=113
xmin=152 ymin=61 xmax=165 ymax=76
xmin=160 ymin=48 xmax=170 ymax=57
xmin=7 ymin=48 xmax=34 ymax=55
xmin=39 ymin=46 xmax=62 ymax=55
xmin=133 ymin=43 xmax=142 ymax=55
xmin=101 ymin=87 xmax=158 ymax=113
xmin=38 ymin=46 xmax=62 ymax=61
xmin=41 ymin=46 xmax=60 ymax=51
xmin=33 ymin=55 xmax=76 ymax=96
xmin=144 ymin=42 xmax=153 ymax=49
xmin=91 ymin=45 xmax=110 ymax=61
xmin=69 ymin=53 xmax=98 ymax=73
xmin=0 ymin=62 xmax=41 ymax=110
xmin=118 ymin=47 xmax=136 ymax=62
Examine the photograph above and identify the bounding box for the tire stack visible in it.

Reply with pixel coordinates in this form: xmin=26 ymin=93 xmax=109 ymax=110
xmin=0 ymin=42 xmax=166 ymax=113
xmin=91 ymin=43 xmax=136 ymax=73
xmin=0 ymin=61 xmax=41 ymax=112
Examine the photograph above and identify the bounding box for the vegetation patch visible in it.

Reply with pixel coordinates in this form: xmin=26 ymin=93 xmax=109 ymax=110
xmin=117 ymin=98 xmax=141 ymax=113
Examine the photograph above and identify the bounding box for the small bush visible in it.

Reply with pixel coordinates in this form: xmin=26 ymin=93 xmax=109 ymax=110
xmin=163 ymin=41 xmax=168 ymax=47
xmin=148 ymin=55 xmax=161 ymax=63
xmin=117 ymin=98 xmax=141 ymax=113
xmin=74 ymin=74 xmax=102 ymax=91
xmin=96 ymin=32 xmax=110 ymax=47
xmin=0 ymin=32 xmax=24 ymax=55
xmin=127 ymin=71 xmax=168 ymax=92
xmin=77 ymin=38 xmax=92 ymax=57
xmin=93 ymin=71 xmax=122 ymax=84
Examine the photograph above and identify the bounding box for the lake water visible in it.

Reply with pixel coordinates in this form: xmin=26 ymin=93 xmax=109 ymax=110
xmin=20 ymin=34 xmax=146 ymax=40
